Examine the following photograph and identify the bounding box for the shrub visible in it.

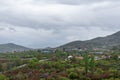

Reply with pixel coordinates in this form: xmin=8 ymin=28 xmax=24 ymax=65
xmin=96 ymin=68 xmax=104 ymax=74
xmin=68 ymin=72 xmax=78 ymax=79
xmin=59 ymin=77 xmax=69 ymax=80
xmin=66 ymin=68 xmax=74 ymax=73
xmin=28 ymin=58 xmax=39 ymax=69
xmin=0 ymin=74 xmax=8 ymax=80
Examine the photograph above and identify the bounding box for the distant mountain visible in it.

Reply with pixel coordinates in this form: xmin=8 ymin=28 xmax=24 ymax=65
xmin=58 ymin=31 xmax=120 ymax=51
xmin=0 ymin=43 xmax=31 ymax=53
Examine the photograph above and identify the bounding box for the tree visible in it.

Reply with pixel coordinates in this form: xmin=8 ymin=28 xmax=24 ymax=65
xmin=89 ymin=54 xmax=95 ymax=74
xmin=84 ymin=53 xmax=89 ymax=75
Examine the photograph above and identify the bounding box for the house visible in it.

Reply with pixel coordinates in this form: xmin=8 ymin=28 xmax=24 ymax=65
xmin=67 ymin=55 xmax=73 ymax=60
xmin=68 ymin=55 xmax=73 ymax=59
xmin=95 ymin=56 xmax=102 ymax=60
xmin=118 ymin=55 xmax=120 ymax=59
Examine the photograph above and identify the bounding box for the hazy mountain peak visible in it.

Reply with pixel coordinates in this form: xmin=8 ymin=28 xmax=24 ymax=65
xmin=0 ymin=43 xmax=31 ymax=53
xmin=6 ymin=43 xmax=16 ymax=45
xmin=59 ymin=31 xmax=120 ymax=50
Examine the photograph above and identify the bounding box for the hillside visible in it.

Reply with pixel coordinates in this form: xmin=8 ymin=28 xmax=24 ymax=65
xmin=0 ymin=43 xmax=31 ymax=53
xmin=58 ymin=31 xmax=120 ymax=50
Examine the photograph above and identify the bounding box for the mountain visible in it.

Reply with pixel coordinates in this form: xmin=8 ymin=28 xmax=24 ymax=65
xmin=58 ymin=31 xmax=120 ymax=51
xmin=0 ymin=43 xmax=31 ymax=53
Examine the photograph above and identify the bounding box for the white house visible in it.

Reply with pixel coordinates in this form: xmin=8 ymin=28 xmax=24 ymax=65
xmin=68 ymin=55 xmax=73 ymax=60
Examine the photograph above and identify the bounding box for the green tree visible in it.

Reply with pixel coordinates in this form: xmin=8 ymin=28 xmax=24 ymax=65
xmin=89 ymin=54 xmax=95 ymax=74
xmin=84 ymin=53 xmax=89 ymax=75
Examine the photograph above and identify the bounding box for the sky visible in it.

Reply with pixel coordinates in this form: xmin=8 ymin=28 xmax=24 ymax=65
xmin=0 ymin=0 xmax=120 ymax=48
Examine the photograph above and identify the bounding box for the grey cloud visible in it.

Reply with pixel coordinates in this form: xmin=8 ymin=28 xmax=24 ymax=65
xmin=0 ymin=0 xmax=120 ymax=30
xmin=34 ymin=0 xmax=120 ymax=5
xmin=0 ymin=0 xmax=120 ymax=48
xmin=0 ymin=28 xmax=4 ymax=31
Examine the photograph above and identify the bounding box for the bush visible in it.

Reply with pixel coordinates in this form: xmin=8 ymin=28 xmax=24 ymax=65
xmin=66 ymin=68 xmax=74 ymax=73
xmin=28 ymin=58 xmax=39 ymax=68
xmin=59 ymin=77 xmax=69 ymax=80
xmin=68 ymin=72 xmax=78 ymax=79
xmin=0 ymin=74 xmax=8 ymax=80
xmin=96 ymin=68 xmax=104 ymax=74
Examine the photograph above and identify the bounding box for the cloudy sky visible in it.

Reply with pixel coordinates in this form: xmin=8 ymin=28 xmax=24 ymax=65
xmin=0 ymin=0 xmax=120 ymax=48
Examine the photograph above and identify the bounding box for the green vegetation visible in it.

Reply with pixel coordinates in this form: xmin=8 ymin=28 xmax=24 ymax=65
xmin=0 ymin=74 xmax=8 ymax=80
xmin=0 ymin=50 xmax=120 ymax=80
xmin=84 ymin=53 xmax=89 ymax=75
xmin=89 ymin=54 xmax=95 ymax=74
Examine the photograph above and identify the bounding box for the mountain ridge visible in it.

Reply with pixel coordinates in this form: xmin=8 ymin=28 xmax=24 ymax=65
xmin=58 ymin=31 xmax=120 ymax=50
xmin=0 ymin=43 xmax=31 ymax=53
